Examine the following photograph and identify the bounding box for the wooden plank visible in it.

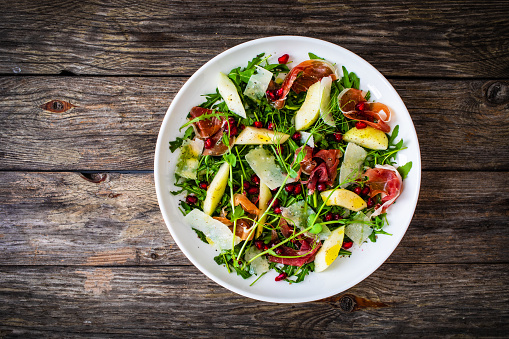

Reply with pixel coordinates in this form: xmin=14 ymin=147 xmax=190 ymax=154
xmin=0 ymin=171 xmax=507 ymax=266
xmin=0 ymin=264 xmax=507 ymax=337
xmin=0 ymin=1 xmax=508 ymax=77
xmin=1 ymin=77 xmax=508 ymax=171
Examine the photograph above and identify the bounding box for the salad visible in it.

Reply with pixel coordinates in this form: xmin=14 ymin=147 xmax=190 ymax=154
xmin=169 ymin=52 xmax=412 ymax=284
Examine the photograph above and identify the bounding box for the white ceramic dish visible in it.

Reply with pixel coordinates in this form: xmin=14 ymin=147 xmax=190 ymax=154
xmin=154 ymin=36 xmax=421 ymax=303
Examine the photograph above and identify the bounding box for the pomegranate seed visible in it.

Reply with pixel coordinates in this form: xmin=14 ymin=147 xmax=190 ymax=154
xmin=325 ymin=212 xmax=333 ymax=222
xmin=367 ymin=197 xmax=375 ymax=208
xmin=266 ymin=90 xmax=276 ymax=101
xmin=271 ymin=187 xmax=279 ymax=194
xmin=275 ymin=272 xmax=287 ymax=281
xmin=251 ymin=174 xmax=260 ymax=185
xmin=276 ymin=88 xmax=283 ymax=98
xmin=334 ymin=214 xmax=343 ymax=220
xmin=199 ymin=181 xmax=208 ymax=190
xmin=228 ymin=116 xmax=236 ymax=125
xmin=342 ymin=241 xmax=353 ymax=249
xmin=355 ymin=101 xmax=367 ymax=111
xmin=263 ymin=244 xmax=269 ymax=251
xmin=243 ymin=182 xmax=251 ymax=190
xmin=291 ymin=132 xmax=301 ymax=141
xmin=293 ymin=185 xmax=302 ymax=195
xmin=255 ymin=241 xmax=264 ymax=250
xmin=284 ymin=184 xmax=295 ymax=193
xmin=361 ymin=186 xmax=370 ymax=196
xmin=274 ymin=207 xmax=282 ymax=214
xmin=239 ymin=124 xmax=246 ymax=131
xmin=333 ymin=133 xmax=343 ymax=142
xmin=267 ymin=122 xmax=275 ymax=131
xmin=268 ymin=198 xmax=280 ymax=207
xmin=254 ymin=121 xmax=263 ymax=128
xmin=278 ymin=54 xmax=289 ymax=64
xmin=353 ymin=187 xmax=362 ymax=195
xmin=355 ymin=121 xmax=367 ymax=129
xmin=204 ymin=138 xmax=213 ymax=149
xmin=247 ymin=187 xmax=259 ymax=195
xmin=317 ymin=183 xmax=326 ymax=192
xmin=185 ymin=195 xmax=198 ymax=205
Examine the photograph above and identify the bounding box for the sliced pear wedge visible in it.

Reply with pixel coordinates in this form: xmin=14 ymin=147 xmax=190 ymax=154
xmin=203 ymin=162 xmax=230 ymax=215
xmin=343 ymin=126 xmax=388 ymax=150
xmin=218 ymin=72 xmax=246 ymax=118
xmin=320 ymin=188 xmax=367 ymax=211
xmin=294 ymin=81 xmax=321 ymax=131
xmin=234 ymin=126 xmax=289 ymax=145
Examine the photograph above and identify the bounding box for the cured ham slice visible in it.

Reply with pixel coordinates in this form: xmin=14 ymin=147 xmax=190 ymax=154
xmin=234 ymin=194 xmax=260 ymax=216
xmin=364 ymin=164 xmax=403 ymax=217
xmin=314 ymin=149 xmax=341 ymax=184
xmin=338 ymin=88 xmax=392 ymax=133
xmin=270 ymin=60 xmax=337 ymax=109
xmin=268 ymin=238 xmax=321 ymax=267
xmin=189 ymin=106 xmax=225 ymax=139
xmin=295 ymin=147 xmax=342 ymax=193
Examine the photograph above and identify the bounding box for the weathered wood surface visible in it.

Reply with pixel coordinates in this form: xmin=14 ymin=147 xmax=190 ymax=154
xmin=0 ymin=171 xmax=507 ymax=266
xmin=1 ymin=0 xmax=508 ymax=336
xmin=1 ymin=77 xmax=508 ymax=171
xmin=1 ymin=264 xmax=508 ymax=337
xmin=0 ymin=1 xmax=508 ymax=78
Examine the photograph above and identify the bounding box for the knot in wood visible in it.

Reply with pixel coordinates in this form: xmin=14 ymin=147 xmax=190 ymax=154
xmin=339 ymin=295 xmax=355 ymax=312
xmin=80 ymin=173 xmax=108 ymax=183
xmin=41 ymin=99 xmax=75 ymax=113
xmin=484 ymin=81 xmax=509 ymax=106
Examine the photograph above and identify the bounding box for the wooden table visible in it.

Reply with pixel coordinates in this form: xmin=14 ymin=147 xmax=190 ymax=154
xmin=1 ymin=1 xmax=508 ymax=337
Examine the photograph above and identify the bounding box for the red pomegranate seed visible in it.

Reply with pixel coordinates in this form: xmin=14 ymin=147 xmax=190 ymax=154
xmin=254 ymin=121 xmax=263 ymax=128
xmin=284 ymin=184 xmax=295 ymax=193
xmin=199 ymin=181 xmax=208 ymax=190
xmin=325 ymin=212 xmax=333 ymax=222
xmin=274 ymin=207 xmax=282 ymax=214
xmin=334 ymin=214 xmax=343 ymax=220
xmin=255 ymin=241 xmax=264 ymax=250
xmin=266 ymin=90 xmax=276 ymax=101
xmin=185 ymin=195 xmax=198 ymax=205
xmin=367 ymin=197 xmax=375 ymax=208
xmin=267 ymin=122 xmax=275 ymax=131
xmin=248 ymin=187 xmax=259 ymax=195
xmin=251 ymin=174 xmax=260 ymax=185
xmin=228 ymin=116 xmax=236 ymax=125
xmin=353 ymin=187 xmax=362 ymax=195
xmin=263 ymin=244 xmax=269 ymax=251
xmin=355 ymin=101 xmax=367 ymax=111
xmin=361 ymin=186 xmax=370 ymax=196
xmin=291 ymin=132 xmax=301 ymax=141
xmin=333 ymin=133 xmax=342 ymax=142
xmin=317 ymin=183 xmax=326 ymax=192
xmin=204 ymin=138 xmax=213 ymax=149
xmin=342 ymin=241 xmax=353 ymax=249
xmin=275 ymin=272 xmax=287 ymax=281
xmin=278 ymin=54 xmax=289 ymax=64
xmin=293 ymin=185 xmax=302 ymax=195
xmin=355 ymin=121 xmax=367 ymax=129
xmin=268 ymin=198 xmax=280 ymax=207
xmin=243 ymin=181 xmax=251 ymax=190
xmin=239 ymin=124 xmax=246 ymax=131
xmin=276 ymin=88 xmax=283 ymax=98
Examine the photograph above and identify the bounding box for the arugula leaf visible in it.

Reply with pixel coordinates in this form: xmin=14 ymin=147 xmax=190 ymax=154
xmin=193 ymin=228 xmax=209 ymax=244
xmin=169 ymin=127 xmax=194 ymax=152
xmin=397 ymin=161 xmax=413 ymax=179
xmin=342 ymin=66 xmax=351 ymax=88
xmin=308 ymin=52 xmax=325 ymax=60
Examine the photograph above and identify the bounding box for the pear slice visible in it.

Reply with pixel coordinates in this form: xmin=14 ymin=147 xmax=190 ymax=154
xmin=218 ymin=72 xmax=246 ymax=118
xmin=314 ymin=226 xmax=345 ymax=272
xmin=319 ymin=76 xmax=335 ymax=127
xmin=294 ymin=81 xmax=321 ymax=131
xmin=343 ymin=126 xmax=388 ymax=150
xmin=203 ymin=162 xmax=230 ymax=215
xmin=320 ymin=188 xmax=367 ymax=211
xmin=234 ymin=126 xmax=289 ymax=145
xmin=256 ymin=181 xmax=272 ymax=237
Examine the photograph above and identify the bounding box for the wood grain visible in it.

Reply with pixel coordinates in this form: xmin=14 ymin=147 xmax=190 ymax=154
xmin=0 ymin=1 xmax=508 ymax=77
xmin=1 ymin=77 xmax=508 ymax=171
xmin=0 ymin=264 xmax=507 ymax=337
xmin=1 ymin=171 xmax=507 ymax=266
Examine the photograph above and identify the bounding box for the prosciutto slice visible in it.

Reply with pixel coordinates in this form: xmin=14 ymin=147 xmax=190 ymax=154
xmin=270 ymin=60 xmax=337 ymax=109
xmin=268 ymin=238 xmax=321 ymax=267
xmin=189 ymin=106 xmax=225 ymax=139
xmin=338 ymin=88 xmax=392 ymax=133
xmin=364 ymin=164 xmax=403 ymax=217
xmin=296 ymin=147 xmax=342 ymax=193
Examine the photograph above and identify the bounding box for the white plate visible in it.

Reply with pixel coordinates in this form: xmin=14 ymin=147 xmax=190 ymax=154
xmin=154 ymin=36 xmax=421 ymax=303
